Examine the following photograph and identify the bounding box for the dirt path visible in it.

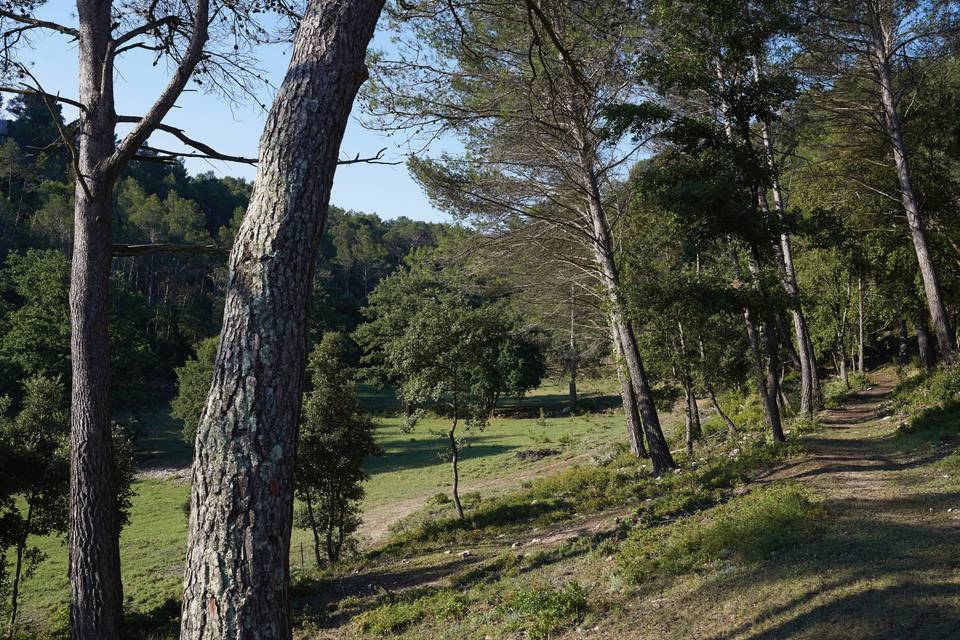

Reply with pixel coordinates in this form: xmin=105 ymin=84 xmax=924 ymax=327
xmin=687 ymin=370 xmax=960 ymax=639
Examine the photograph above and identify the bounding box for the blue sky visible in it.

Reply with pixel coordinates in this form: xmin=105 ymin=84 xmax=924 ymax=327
xmin=16 ymin=0 xmax=450 ymax=223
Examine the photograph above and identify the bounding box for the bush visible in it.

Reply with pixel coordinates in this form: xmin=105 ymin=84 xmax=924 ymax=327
xmin=618 ymin=483 xmax=824 ymax=582
xmin=497 ymin=582 xmax=588 ymax=640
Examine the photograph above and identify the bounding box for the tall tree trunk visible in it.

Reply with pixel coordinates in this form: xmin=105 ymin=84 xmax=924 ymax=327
xmin=751 ymin=55 xmax=819 ymax=416
xmin=744 ymin=307 xmax=785 ymax=442
xmin=70 ymin=2 xmax=123 ymax=635
xmin=915 ymin=313 xmax=936 ymax=373
xmin=874 ymin=38 xmax=956 ymax=362
xmin=179 ymin=2 xmax=384 ymax=637
xmin=583 ymin=164 xmax=675 ymax=474
xmin=731 ymin=246 xmax=785 ymax=442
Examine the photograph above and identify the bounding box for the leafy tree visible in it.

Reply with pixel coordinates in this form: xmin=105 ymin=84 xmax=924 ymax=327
xmin=359 ymin=268 xmax=544 ymax=517
xmin=295 ymin=333 xmax=381 ymax=566
xmin=0 ymin=376 xmax=68 ymax=640
xmin=369 ymin=0 xmax=678 ymax=472
xmin=171 ymin=337 xmax=219 ymax=444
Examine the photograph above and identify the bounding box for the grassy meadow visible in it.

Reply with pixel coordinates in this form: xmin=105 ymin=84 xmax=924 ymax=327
xmin=16 ymin=377 xmax=632 ymax=627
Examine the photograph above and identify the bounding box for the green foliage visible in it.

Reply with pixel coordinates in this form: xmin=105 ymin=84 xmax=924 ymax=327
xmin=618 ymin=483 xmax=825 ymax=582
xmin=0 ymin=249 xmax=160 ymax=403
xmin=497 ymin=582 xmax=589 ymax=640
xmin=0 ymin=375 xmax=69 ymax=631
xmin=171 ymin=336 xmax=219 ymax=443
xmin=295 ymin=332 xmax=381 ymax=565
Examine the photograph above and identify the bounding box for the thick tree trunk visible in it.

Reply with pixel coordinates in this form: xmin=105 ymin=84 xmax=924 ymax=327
xmin=70 ymin=2 xmax=123 ymax=635
xmin=180 ymin=2 xmax=384 ymax=637
xmin=875 ymin=43 xmax=956 ymax=362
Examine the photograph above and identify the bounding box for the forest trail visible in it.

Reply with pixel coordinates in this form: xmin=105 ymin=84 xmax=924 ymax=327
xmin=670 ymin=370 xmax=960 ymax=639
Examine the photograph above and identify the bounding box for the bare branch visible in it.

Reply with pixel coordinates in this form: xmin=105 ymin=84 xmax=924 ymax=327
xmin=337 ymin=147 xmax=401 ymax=166
xmin=111 ymin=243 xmax=229 ymax=257
xmin=0 ymin=10 xmax=78 ymax=38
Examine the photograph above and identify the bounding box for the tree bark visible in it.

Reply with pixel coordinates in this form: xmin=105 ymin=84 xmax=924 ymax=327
xmin=731 ymin=246 xmax=785 ymax=442
xmin=70 ymin=2 xmax=124 ymax=636
xmin=751 ymin=55 xmax=819 ymax=416
xmin=303 ymin=489 xmax=323 ymax=568
xmin=684 ymin=382 xmax=701 ymax=456
xmin=179 ymin=1 xmax=384 ymax=637
xmin=615 ymin=353 xmax=647 ymax=459
xmin=568 ymin=294 xmax=578 ymax=408
xmin=873 ymin=32 xmax=956 ymax=363
xmin=449 ymin=420 xmax=464 ymax=519
xmin=707 ymin=386 xmax=738 ymax=438
xmin=897 ymin=311 xmax=910 ymax=367
xmin=70 ymin=0 xmax=210 ymax=634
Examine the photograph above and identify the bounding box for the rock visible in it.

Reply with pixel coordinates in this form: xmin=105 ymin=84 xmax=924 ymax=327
xmin=458 ymin=550 xmax=471 ymax=558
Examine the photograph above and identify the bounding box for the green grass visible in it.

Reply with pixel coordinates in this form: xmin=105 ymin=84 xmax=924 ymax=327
xmin=617 ymin=482 xmax=826 ymax=582
xmin=18 ymin=478 xmax=191 ymax=630
xmin=15 ymin=377 xmax=629 ymax=630
xmin=383 ymin=435 xmax=797 ymax=550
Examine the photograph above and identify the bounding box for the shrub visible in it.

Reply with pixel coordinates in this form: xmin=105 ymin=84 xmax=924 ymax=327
xmin=497 ymin=582 xmax=588 ymax=640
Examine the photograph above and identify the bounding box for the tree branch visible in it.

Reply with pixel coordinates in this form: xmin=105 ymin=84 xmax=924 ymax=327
xmin=111 ymin=243 xmax=229 ymax=257
xmin=337 ymin=147 xmax=401 ymax=166
xmin=0 ymin=10 xmax=78 ymax=38
xmin=105 ymin=0 xmax=210 ymax=178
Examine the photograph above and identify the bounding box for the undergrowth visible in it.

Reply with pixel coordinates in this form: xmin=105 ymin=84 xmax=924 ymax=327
xmin=890 ymin=365 xmax=960 ymax=443
xmin=617 ymin=482 xmax=825 ymax=582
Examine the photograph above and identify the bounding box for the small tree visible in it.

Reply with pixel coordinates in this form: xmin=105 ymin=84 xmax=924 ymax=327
xmin=171 ymin=337 xmax=219 ymax=444
xmin=295 ymin=333 xmax=380 ymax=566
xmin=360 ymin=269 xmax=545 ymax=518
xmin=0 ymin=376 xmax=68 ymax=640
